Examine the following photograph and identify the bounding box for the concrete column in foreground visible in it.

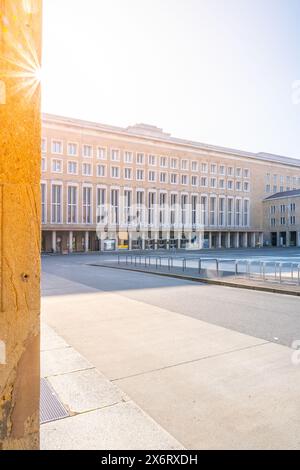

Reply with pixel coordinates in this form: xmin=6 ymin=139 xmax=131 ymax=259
xmin=218 ymin=232 xmax=222 ymax=249
xmin=208 ymin=232 xmax=212 ymax=249
xmin=85 ymin=231 xmax=89 ymax=252
xmin=52 ymin=231 xmax=57 ymax=253
xmin=243 ymin=232 xmax=248 ymax=248
xmin=0 ymin=0 xmax=42 ymax=450
xmin=69 ymin=231 xmax=73 ymax=253
xmin=226 ymin=232 xmax=231 ymax=249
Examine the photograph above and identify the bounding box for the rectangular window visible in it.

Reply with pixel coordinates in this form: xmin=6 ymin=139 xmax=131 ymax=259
xmin=82 ymin=187 xmax=92 ymax=224
xmin=97 ymin=147 xmax=106 ymax=160
xmin=41 ymin=183 xmax=46 ymax=224
xmin=227 ymin=180 xmax=233 ymax=190
xmin=136 ymin=153 xmax=144 ymax=165
xmin=160 ymin=172 xmax=167 ymax=183
xmin=148 ymin=154 xmax=156 ymax=166
xmin=111 ymin=149 xmax=120 ymax=161
xmin=265 ymin=184 xmax=271 ymax=193
xmin=68 ymin=161 xmax=78 ymax=175
xmin=124 ymin=190 xmax=132 ymax=225
xmin=51 ymin=184 xmax=62 ymax=224
xmin=42 ymin=138 xmax=47 ymax=153
xmin=68 ymin=143 xmax=78 ymax=156
xmin=280 ymin=217 xmax=286 ymax=225
xmin=209 ymin=196 xmax=216 ymax=226
xmin=124 ymin=168 xmax=132 ymax=180
xmin=243 ymin=199 xmax=249 ymax=226
xmin=219 ymin=165 xmax=225 ymax=176
xmin=136 ymin=191 xmax=145 ymax=225
xmin=160 ymin=156 xmax=168 ymax=168
xmin=227 ymin=198 xmax=233 ymax=226
xmin=52 ymin=140 xmax=62 ymax=154
xmin=52 ymin=159 xmax=62 ymax=173
xmin=244 ymin=181 xmax=250 ymax=192
xmin=181 ymin=160 xmax=188 ymax=170
xmin=83 ymin=145 xmax=93 ymax=158
xmin=41 ymin=157 xmax=47 ymax=172
xmin=191 ymin=161 xmax=198 ymax=172
xmin=97 ymin=164 xmax=106 ymax=177
xmin=236 ymin=168 xmax=242 ymax=177
xmin=148 ymin=192 xmax=156 ymax=225
xmin=170 ymin=158 xmax=178 ymax=169
xmin=82 ymin=163 xmax=92 ymax=176
xmin=210 ymin=177 xmax=216 ymax=188
xmin=148 ymin=170 xmax=156 ymax=182
xmin=235 ymin=199 xmax=241 ymax=226
xmin=124 ymin=151 xmax=133 ymax=164
xmin=111 ymin=189 xmax=119 ymax=224
xmin=201 ymin=163 xmax=208 ymax=173
xmin=236 ymin=181 xmax=242 ymax=191
xmin=181 ymin=194 xmax=188 ymax=225
xmin=170 ymin=173 xmax=178 ymax=184
xmin=191 ymin=176 xmax=198 ymax=186
xmin=136 ymin=169 xmax=144 ymax=181
xmin=210 ymin=164 xmax=217 ymax=174
xmin=200 ymin=176 xmax=208 ymax=187
xmin=219 ymin=179 xmax=225 ymax=190
xmin=192 ymin=195 xmax=197 ymax=226
xmin=181 ymin=174 xmax=188 ymax=185
xmin=290 ymin=203 xmax=296 ymax=212
xmin=170 ymin=194 xmax=177 ymax=225
xmin=244 ymin=168 xmax=250 ymax=178
xmin=227 ymin=167 xmax=234 ymax=177
xmin=200 ymin=196 xmax=208 ymax=226
xmin=67 ymin=186 xmax=77 ymax=224
xmin=111 ymin=166 xmax=120 ymax=178
xmin=97 ymin=188 xmax=106 ymax=224
xmin=159 ymin=193 xmax=167 ymax=225
xmin=219 ymin=197 xmax=225 ymax=226
xmin=290 ymin=215 xmax=296 ymax=225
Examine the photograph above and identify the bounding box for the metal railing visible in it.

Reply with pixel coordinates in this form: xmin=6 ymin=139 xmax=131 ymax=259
xmin=117 ymin=254 xmax=300 ymax=286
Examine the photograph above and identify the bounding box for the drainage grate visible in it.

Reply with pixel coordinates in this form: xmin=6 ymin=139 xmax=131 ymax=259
xmin=40 ymin=378 xmax=69 ymax=424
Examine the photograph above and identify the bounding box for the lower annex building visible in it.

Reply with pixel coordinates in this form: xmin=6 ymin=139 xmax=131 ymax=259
xmin=41 ymin=114 xmax=300 ymax=253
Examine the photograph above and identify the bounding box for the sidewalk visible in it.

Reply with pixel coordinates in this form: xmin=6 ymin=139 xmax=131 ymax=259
xmin=40 ymin=323 xmax=184 ymax=450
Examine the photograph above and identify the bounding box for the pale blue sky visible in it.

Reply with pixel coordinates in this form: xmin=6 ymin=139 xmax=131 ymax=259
xmin=42 ymin=0 xmax=300 ymax=158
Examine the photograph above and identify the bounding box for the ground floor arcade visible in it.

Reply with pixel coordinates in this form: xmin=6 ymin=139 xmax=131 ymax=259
xmin=42 ymin=229 xmax=264 ymax=253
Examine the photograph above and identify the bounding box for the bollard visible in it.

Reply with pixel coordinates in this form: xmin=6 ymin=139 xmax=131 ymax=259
xmin=198 ymin=259 xmax=202 ymax=274
xmin=235 ymin=260 xmax=238 ymax=277
xmin=216 ymin=259 xmax=219 ymax=277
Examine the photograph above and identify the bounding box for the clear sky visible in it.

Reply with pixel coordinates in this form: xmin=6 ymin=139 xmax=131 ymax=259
xmin=42 ymin=0 xmax=300 ymax=159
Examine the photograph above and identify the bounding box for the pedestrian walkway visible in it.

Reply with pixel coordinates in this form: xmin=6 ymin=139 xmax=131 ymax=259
xmin=41 ymin=323 xmax=184 ymax=450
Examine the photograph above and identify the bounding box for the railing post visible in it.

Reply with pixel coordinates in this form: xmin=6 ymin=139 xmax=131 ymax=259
xmin=279 ymin=263 xmax=282 ymax=284
xmin=298 ymin=264 xmax=300 ymax=286
xmin=198 ymin=259 xmax=202 ymax=274
xmin=216 ymin=259 xmax=219 ymax=276
xmin=263 ymin=262 xmax=266 ymax=281
xmin=235 ymin=260 xmax=238 ymax=278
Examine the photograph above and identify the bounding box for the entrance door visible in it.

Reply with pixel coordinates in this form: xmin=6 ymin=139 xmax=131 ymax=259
xmin=271 ymin=232 xmax=277 ymax=247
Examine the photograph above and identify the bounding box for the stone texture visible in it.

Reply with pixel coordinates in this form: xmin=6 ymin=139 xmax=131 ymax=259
xmin=0 ymin=0 xmax=42 ymax=450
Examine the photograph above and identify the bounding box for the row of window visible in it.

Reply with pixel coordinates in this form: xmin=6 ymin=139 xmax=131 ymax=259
xmin=270 ymin=216 xmax=297 ymax=227
xmin=42 ymin=140 xmax=250 ymax=176
xmin=265 ymin=174 xmax=300 ymax=193
xmin=43 ymin=159 xmax=250 ymax=191
xmin=269 ymin=203 xmax=296 ymax=214
xmin=41 ymin=183 xmax=250 ymax=228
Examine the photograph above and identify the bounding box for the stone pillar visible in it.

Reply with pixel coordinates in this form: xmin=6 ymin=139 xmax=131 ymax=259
xmin=297 ymin=232 xmax=300 ymax=248
xmin=251 ymin=232 xmax=256 ymax=248
xmin=218 ymin=232 xmax=222 ymax=249
xmin=85 ymin=231 xmax=89 ymax=252
xmin=0 ymin=0 xmax=42 ymax=450
xmin=286 ymin=231 xmax=290 ymax=248
xmin=52 ymin=231 xmax=57 ymax=253
xmin=259 ymin=233 xmax=264 ymax=247
xmin=235 ymin=232 xmax=240 ymax=248
xmin=166 ymin=231 xmax=170 ymax=250
xmin=128 ymin=233 xmax=132 ymax=251
xmin=69 ymin=231 xmax=73 ymax=253
xmin=243 ymin=232 xmax=248 ymax=248
xmin=154 ymin=231 xmax=159 ymax=250
xmin=208 ymin=232 xmax=212 ymax=249
xmin=226 ymin=232 xmax=231 ymax=249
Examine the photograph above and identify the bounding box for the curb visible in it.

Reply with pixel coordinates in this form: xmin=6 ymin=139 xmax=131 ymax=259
xmin=89 ymin=263 xmax=300 ymax=297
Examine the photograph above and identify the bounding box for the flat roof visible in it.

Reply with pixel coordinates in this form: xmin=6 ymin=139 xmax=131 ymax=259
xmin=264 ymin=189 xmax=300 ymax=201
xmin=42 ymin=113 xmax=300 ymax=168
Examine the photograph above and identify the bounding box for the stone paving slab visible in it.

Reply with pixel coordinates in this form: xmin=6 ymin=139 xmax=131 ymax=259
xmin=41 ymin=401 xmax=184 ymax=450
xmin=41 ymin=346 xmax=94 ymax=378
xmin=48 ymin=368 xmax=130 ymax=415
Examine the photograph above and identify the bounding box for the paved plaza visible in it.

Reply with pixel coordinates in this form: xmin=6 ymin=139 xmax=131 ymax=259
xmin=41 ymin=250 xmax=300 ymax=449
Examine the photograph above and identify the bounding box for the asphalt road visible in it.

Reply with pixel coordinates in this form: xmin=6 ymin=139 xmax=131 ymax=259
xmin=42 ymin=253 xmax=300 ymax=348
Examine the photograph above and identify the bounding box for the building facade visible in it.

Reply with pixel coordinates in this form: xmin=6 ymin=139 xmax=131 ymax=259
xmin=263 ymin=190 xmax=300 ymax=247
xmin=41 ymin=114 xmax=300 ymax=253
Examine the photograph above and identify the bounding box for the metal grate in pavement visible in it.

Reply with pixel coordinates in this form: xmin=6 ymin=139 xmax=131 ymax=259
xmin=40 ymin=378 xmax=69 ymax=424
